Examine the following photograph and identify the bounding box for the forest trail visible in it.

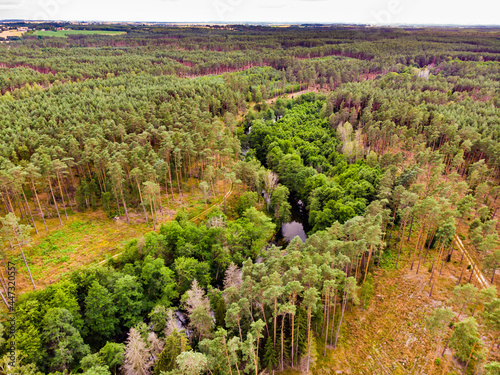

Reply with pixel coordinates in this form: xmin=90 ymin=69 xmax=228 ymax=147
xmin=454 ymin=235 xmax=490 ymax=289
xmin=97 ymin=181 xmax=234 ymax=266
xmin=189 ymin=181 xmax=233 ymax=223
xmin=264 ymin=87 xmax=324 ymax=104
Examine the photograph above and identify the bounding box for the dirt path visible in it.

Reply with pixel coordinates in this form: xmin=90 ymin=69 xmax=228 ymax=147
xmin=454 ymin=235 xmax=490 ymax=289
xmin=189 ymin=182 xmax=233 ymax=223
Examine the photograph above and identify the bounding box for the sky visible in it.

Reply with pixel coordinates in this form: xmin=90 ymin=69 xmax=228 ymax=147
xmin=0 ymin=0 xmax=499 ymax=25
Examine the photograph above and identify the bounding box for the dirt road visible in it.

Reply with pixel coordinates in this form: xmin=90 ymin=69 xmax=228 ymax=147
xmin=454 ymin=235 xmax=490 ymax=289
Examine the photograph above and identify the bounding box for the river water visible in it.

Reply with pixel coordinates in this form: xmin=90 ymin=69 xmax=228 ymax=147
xmin=275 ymin=196 xmax=309 ymax=246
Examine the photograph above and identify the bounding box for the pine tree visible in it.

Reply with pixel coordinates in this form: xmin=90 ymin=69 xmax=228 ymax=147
xmin=263 ymin=336 xmax=278 ymax=372
xmin=154 ymin=330 xmax=190 ymax=375
xmin=449 ymin=317 xmax=482 ymax=362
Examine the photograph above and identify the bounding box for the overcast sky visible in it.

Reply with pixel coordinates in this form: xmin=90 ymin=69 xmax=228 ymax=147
xmin=1 ymin=0 xmax=499 ymax=25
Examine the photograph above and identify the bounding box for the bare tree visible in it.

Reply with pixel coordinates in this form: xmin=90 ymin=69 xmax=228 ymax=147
xmin=122 ymin=328 xmax=151 ymax=375
xmin=224 ymin=262 xmax=242 ymax=290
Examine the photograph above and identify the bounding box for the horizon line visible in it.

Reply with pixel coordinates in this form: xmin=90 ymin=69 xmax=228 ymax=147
xmin=1 ymin=20 xmax=500 ymax=28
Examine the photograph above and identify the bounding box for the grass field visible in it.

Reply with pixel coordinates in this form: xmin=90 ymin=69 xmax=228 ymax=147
xmin=0 ymin=30 xmax=24 ymax=39
xmin=33 ymin=30 xmax=126 ymax=37
xmin=9 ymin=178 xmax=243 ymax=293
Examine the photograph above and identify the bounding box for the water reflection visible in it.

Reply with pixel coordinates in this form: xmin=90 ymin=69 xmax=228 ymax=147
xmin=274 ymin=197 xmax=309 ymax=247
xmin=282 ymin=221 xmax=307 ymax=242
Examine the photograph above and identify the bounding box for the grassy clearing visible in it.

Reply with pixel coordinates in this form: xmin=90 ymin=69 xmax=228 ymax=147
xmin=33 ymin=30 xmax=126 ymax=37
xmin=308 ymin=264 xmax=452 ymax=374
xmin=11 ymin=179 xmax=243 ymax=293
xmin=10 ymin=210 xmax=147 ymax=292
xmin=300 ymin=229 xmax=498 ymax=375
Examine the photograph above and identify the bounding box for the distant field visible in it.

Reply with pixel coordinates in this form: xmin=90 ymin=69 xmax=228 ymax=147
xmin=33 ymin=30 xmax=126 ymax=37
xmin=0 ymin=30 xmax=24 ymax=38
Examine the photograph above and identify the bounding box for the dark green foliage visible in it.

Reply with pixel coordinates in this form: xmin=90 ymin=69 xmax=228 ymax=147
xmin=235 ymin=192 xmax=259 ymax=217
xmin=449 ymin=317 xmax=482 ymax=362
xmin=154 ymin=330 xmax=190 ymax=375
xmin=112 ymin=274 xmax=144 ymax=329
xmin=41 ymin=308 xmax=90 ymax=372
xmin=84 ymin=281 xmax=118 ymax=346
xmin=271 ymin=185 xmax=292 ymax=225
xmin=124 ymin=255 xmax=178 ymax=311
xmin=80 ymin=353 xmax=102 ymax=371
xmin=208 ymin=289 xmax=227 ymax=329
xmin=294 ymin=306 xmax=308 ymax=360
xmin=263 ymin=336 xmax=279 ymax=371
xmin=249 ymin=100 xmax=381 ymax=233
xmin=174 ymin=257 xmax=212 ymax=296
xmin=99 ymin=342 xmax=125 ymax=375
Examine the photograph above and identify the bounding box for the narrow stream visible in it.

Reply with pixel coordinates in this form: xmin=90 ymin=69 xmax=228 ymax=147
xmin=274 ymin=196 xmax=309 ymax=247
xmin=244 ymin=125 xmax=309 ymax=247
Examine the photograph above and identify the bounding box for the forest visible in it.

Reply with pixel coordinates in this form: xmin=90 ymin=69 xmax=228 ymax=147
xmin=0 ymin=23 xmax=499 ymax=375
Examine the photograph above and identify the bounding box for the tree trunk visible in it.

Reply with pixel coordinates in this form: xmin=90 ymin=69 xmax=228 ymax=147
xmin=423 ymin=228 xmax=437 ymax=263
xmin=135 ymin=178 xmax=149 ymax=227
xmin=20 ymin=248 xmax=36 ymax=290
xmin=306 ymin=308 xmax=312 ymax=374
xmin=0 ymin=289 xmax=9 ymax=309
xmin=164 ymin=172 xmax=170 ymax=213
xmin=468 ymin=267 xmax=474 ymax=284
xmin=429 ymin=336 xmax=442 ymax=375
xmin=334 ymin=291 xmax=347 ymax=348
xmin=31 ymin=183 xmax=48 ymax=232
xmin=150 ymin=198 xmax=156 ymax=231
xmin=462 ymin=342 xmax=477 ymax=375
xmin=396 ymin=220 xmax=407 ymax=268
xmin=330 ymin=291 xmax=337 ymax=346
xmin=291 ymin=310 xmax=295 ymax=368
xmin=237 ymin=320 xmax=243 ymax=342
xmin=281 ymin=314 xmax=285 ymax=370
xmin=21 ymin=187 xmax=37 ymax=234
xmin=478 ymin=335 xmax=497 ymax=373
xmin=259 ymin=303 xmax=270 ymax=337
xmin=363 ymin=245 xmax=373 ymax=282
xmin=189 ymin=152 xmax=193 ymax=194
xmin=56 ymin=172 xmax=69 ymax=220
xmin=62 ymin=178 xmax=76 ymax=212
xmin=2 ymin=191 xmax=13 ymax=213
xmin=416 ymin=229 xmax=430 ymax=274
xmin=407 ymin=213 xmax=415 ymax=241
xmin=15 ymin=193 xmax=26 ymax=222
xmin=321 ymin=294 xmax=327 ymax=337
xmin=120 ymin=188 xmax=130 ymax=224
xmin=324 ymin=292 xmax=330 ymax=356
xmin=429 ymin=245 xmax=443 ymax=285
xmin=0 ymin=267 xmax=8 ymax=296
xmin=175 ymin=155 xmax=182 ymax=199
xmin=223 ymin=336 xmax=234 ymax=375
xmin=450 ymin=241 xmax=455 ymax=260
xmin=411 ymin=225 xmax=425 ymax=271
xmin=273 ymin=298 xmax=277 ymax=349
xmin=48 ymin=177 xmax=63 ymax=226
xmin=167 ymin=159 xmax=175 ymax=202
